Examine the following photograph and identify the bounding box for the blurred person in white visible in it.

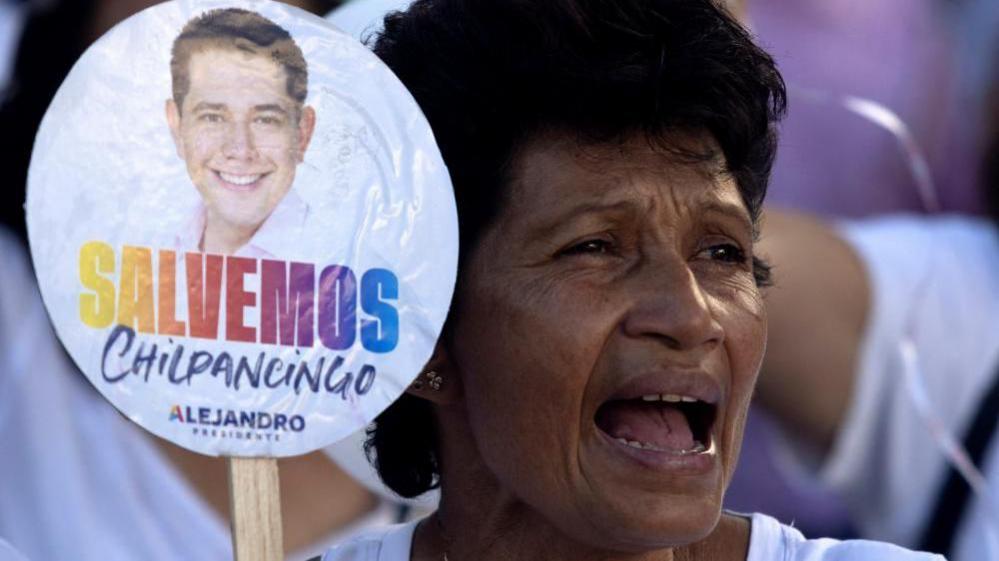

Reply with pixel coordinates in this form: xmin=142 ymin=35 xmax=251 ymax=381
xmin=704 ymin=0 xmax=999 ymax=541
xmin=0 ymin=231 xmax=397 ymax=561
xmin=755 ymin=79 xmax=999 ymax=561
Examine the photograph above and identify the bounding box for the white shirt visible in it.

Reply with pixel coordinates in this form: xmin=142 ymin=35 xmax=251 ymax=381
xmin=174 ymin=187 xmax=310 ymax=259
xmin=0 ymin=230 xmax=393 ymax=561
xmin=764 ymin=216 xmax=999 ymax=561
xmin=318 ymin=512 xmax=944 ymax=561
xmin=813 ymin=216 xmax=999 ymax=561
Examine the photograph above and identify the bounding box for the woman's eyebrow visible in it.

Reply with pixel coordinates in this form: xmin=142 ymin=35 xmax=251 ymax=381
xmin=523 ymin=200 xmax=635 ymax=241
xmin=700 ymin=200 xmax=755 ymax=238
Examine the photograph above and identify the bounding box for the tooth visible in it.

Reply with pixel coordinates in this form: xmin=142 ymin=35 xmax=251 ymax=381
xmin=627 ymin=440 xmax=644 ymax=449
xmin=615 ymin=437 xmax=628 ymax=445
xmin=680 ymin=396 xmax=697 ymax=403
xmin=220 ymin=172 xmax=260 ymax=185
xmin=661 ymin=394 xmax=682 ymax=403
xmin=641 ymin=394 xmax=659 ymax=402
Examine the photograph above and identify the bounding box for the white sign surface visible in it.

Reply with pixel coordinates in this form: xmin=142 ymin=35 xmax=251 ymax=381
xmin=27 ymin=0 xmax=457 ymax=457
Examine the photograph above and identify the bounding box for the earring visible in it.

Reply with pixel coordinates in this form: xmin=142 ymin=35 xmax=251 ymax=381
xmin=424 ymin=370 xmax=443 ymax=391
xmin=410 ymin=370 xmax=443 ymax=392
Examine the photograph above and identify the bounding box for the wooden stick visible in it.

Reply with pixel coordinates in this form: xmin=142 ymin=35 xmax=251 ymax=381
xmin=228 ymin=457 xmax=284 ymax=561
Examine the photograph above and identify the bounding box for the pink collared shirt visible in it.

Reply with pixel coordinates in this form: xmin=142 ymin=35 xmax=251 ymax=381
xmin=174 ymin=188 xmax=310 ymax=259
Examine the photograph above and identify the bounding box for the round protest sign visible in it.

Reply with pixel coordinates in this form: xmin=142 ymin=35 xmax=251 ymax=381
xmin=26 ymin=0 xmax=457 ymax=457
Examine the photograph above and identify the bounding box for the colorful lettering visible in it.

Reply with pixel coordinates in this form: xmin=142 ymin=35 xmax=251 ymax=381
xmin=225 ymin=257 xmax=257 ymax=343
xmin=79 ymin=243 xmax=402 ymax=351
xmin=260 ymin=260 xmax=315 ymax=348
xmin=117 ymin=246 xmax=155 ymax=333
xmin=317 ymin=265 xmax=356 ymax=350
xmin=187 ymin=252 xmax=223 ymax=340
xmin=169 ymin=405 xmax=185 ymax=422
xmin=157 ymin=250 xmax=186 ymax=336
xmin=360 ymin=268 xmax=399 ymax=353
xmin=79 ymin=241 xmax=116 ymax=328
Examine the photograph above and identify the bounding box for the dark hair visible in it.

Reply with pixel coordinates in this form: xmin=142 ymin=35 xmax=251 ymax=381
xmin=367 ymin=0 xmax=787 ymax=498
xmin=170 ymin=8 xmax=308 ymax=110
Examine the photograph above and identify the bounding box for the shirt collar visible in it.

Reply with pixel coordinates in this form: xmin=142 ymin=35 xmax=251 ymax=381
xmin=241 ymin=188 xmax=309 ymax=259
xmin=175 ymin=188 xmax=309 ymax=259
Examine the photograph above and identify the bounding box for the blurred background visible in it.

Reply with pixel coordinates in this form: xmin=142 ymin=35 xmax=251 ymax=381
xmin=1 ymin=0 xmax=997 ymax=559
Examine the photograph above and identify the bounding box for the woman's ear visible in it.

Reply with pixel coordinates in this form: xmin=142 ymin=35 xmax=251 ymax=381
xmin=406 ymin=341 xmax=462 ymax=405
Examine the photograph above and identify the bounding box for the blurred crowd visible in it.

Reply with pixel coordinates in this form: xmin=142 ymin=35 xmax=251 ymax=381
xmin=1 ymin=0 xmax=997 ymax=560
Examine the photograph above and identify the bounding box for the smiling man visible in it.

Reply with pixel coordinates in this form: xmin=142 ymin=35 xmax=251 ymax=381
xmin=166 ymin=8 xmax=316 ymax=256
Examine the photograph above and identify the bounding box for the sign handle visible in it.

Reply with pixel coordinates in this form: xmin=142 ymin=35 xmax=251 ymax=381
xmin=228 ymin=457 xmax=284 ymax=561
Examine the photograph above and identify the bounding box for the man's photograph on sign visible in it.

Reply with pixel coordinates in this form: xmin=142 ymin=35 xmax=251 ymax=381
xmin=26 ymin=0 xmax=457 ymax=459
xmin=165 ymin=8 xmax=316 ymax=257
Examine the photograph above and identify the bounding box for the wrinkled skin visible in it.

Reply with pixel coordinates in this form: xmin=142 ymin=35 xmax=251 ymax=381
xmin=425 ymin=133 xmax=767 ymax=561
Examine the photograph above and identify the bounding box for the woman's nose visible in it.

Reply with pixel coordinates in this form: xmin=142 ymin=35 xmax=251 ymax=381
xmin=622 ymin=260 xmax=724 ymax=353
xmin=222 ymin=122 xmax=258 ymax=160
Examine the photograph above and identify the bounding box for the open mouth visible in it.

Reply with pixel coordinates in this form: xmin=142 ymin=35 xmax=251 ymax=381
xmin=595 ymin=394 xmax=716 ymax=456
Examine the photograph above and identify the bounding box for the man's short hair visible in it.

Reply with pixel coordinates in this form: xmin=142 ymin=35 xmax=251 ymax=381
xmin=170 ymin=8 xmax=308 ymax=111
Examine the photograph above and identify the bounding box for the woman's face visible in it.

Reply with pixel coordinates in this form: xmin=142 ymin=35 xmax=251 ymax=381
xmin=447 ymin=134 xmax=766 ymax=551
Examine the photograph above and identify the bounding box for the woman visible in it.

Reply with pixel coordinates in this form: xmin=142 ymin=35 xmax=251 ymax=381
xmin=318 ymin=0 xmax=944 ymax=559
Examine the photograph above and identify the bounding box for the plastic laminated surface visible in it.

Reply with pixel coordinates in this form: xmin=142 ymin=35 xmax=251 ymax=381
xmin=26 ymin=0 xmax=458 ymax=457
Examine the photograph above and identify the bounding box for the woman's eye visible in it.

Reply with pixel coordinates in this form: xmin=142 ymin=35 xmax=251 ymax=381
xmin=701 ymin=243 xmax=747 ymax=264
xmin=559 ymin=239 xmax=614 ymax=257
